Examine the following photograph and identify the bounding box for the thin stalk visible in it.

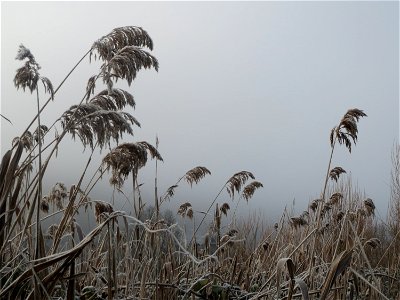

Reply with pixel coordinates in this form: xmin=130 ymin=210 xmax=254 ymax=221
xmin=35 ymin=87 xmax=42 ymax=260
xmin=50 ymin=146 xmax=95 ymax=254
xmin=107 ymin=222 xmax=113 ymax=300
xmin=154 ymin=135 xmax=159 ymax=220
xmin=308 ymin=136 xmax=337 ymax=284
xmin=190 ymin=184 xmax=226 ymax=245
xmin=132 ymin=171 xmax=137 ymax=218
xmin=321 ymin=139 xmax=337 ymax=203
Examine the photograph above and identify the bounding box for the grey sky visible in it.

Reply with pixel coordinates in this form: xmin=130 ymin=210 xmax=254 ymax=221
xmin=1 ymin=1 xmax=399 ymax=223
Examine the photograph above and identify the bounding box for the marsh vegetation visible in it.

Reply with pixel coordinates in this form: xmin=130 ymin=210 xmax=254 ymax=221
xmin=0 ymin=26 xmax=399 ymax=299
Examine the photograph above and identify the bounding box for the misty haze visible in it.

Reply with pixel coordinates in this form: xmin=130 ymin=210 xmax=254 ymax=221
xmin=1 ymin=2 xmax=399 ymax=299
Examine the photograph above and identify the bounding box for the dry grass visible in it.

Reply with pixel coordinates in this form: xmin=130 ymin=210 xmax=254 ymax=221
xmin=0 ymin=26 xmax=399 ymax=300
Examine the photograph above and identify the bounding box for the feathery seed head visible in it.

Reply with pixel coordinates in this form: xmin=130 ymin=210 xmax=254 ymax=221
xmin=184 ymin=166 xmax=211 ymax=187
xmin=242 ymin=181 xmax=264 ymax=202
xmin=102 ymin=142 xmax=162 ymax=187
xmin=364 ymin=198 xmax=375 ymax=216
xmin=329 ymin=167 xmax=347 ymax=182
xmin=40 ymin=196 xmax=49 ymax=213
xmin=226 ymin=171 xmax=255 ymax=199
xmin=91 ymin=26 xmax=154 ymax=61
xmin=334 ymin=108 xmax=367 ymax=152
xmin=220 ymin=202 xmax=230 ymax=216
xmin=329 ymin=192 xmax=343 ymax=205
xmin=94 ymin=202 xmax=114 ymax=223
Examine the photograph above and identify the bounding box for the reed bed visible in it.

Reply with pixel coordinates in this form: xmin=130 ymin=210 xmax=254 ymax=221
xmin=0 ymin=26 xmax=399 ymax=300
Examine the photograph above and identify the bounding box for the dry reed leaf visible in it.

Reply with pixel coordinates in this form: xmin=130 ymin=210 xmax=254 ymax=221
xmin=276 ymin=257 xmax=295 ymax=299
xmin=6 ymin=172 xmax=24 ymax=228
xmin=184 ymin=166 xmax=211 ymax=186
xmin=140 ymin=260 xmax=150 ymax=299
xmin=0 ymin=214 xmax=118 ymax=298
xmin=0 ymin=142 xmax=24 ymax=221
xmin=74 ymin=221 xmax=85 ymax=242
xmin=295 ymin=278 xmax=310 ymax=300
xmin=320 ymin=249 xmax=353 ymax=300
xmin=0 ymin=150 xmax=13 ymax=192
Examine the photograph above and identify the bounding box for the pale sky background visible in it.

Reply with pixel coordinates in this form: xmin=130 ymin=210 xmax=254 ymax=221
xmin=1 ymin=2 xmax=399 ymax=228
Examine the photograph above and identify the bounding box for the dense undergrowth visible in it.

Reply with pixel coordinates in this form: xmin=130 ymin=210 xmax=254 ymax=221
xmin=0 ymin=26 xmax=399 ymax=300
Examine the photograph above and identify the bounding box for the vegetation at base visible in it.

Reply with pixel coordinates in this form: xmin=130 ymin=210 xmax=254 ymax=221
xmin=0 ymin=26 xmax=399 ymax=299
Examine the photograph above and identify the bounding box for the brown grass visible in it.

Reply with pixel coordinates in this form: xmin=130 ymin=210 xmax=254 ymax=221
xmin=0 ymin=26 xmax=398 ymax=300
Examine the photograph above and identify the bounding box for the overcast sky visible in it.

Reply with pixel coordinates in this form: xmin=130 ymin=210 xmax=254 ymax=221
xmin=1 ymin=1 xmax=399 ymax=223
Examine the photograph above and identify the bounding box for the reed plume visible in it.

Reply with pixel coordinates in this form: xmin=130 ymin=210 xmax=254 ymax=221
xmin=226 ymin=171 xmax=255 ymax=199
xmin=178 ymin=202 xmax=192 ymax=219
xmin=12 ymin=131 xmax=33 ymax=151
xmin=88 ymin=88 xmax=135 ymax=110
xmin=48 ymin=182 xmax=68 ymax=210
xmin=61 ymin=103 xmax=140 ymax=149
xmin=40 ymin=196 xmax=49 ymax=213
xmin=242 ymin=181 xmax=264 ymax=202
xmin=329 ymin=192 xmax=343 ymax=205
xmin=14 ymin=45 xmax=54 ymax=99
xmin=164 ymin=185 xmax=178 ymax=202
xmin=94 ymin=202 xmax=114 ymax=223
xmin=220 ymin=202 xmax=230 ymax=216
xmin=33 ymin=124 xmax=48 ymax=143
xmin=184 ymin=166 xmax=211 ymax=186
xmin=330 ymin=108 xmax=367 ymax=153
xmin=364 ymin=198 xmax=376 ymax=216
xmin=91 ymin=26 xmax=154 ymax=62
xmin=102 ymin=142 xmax=163 ymax=187
xmin=104 ymin=46 xmax=159 ymax=86
xmin=329 ymin=166 xmax=346 ymax=182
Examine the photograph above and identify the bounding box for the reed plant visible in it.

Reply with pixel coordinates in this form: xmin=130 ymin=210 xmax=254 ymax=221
xmin=0 ymin=26 xmax=398 ymax=300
